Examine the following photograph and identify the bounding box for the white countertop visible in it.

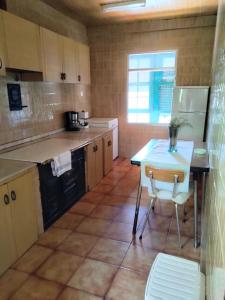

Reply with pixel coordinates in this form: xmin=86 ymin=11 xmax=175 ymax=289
xmin=0 ymin=138 xmax=90 ymax=164
xmin=0 ymin=128 xmax=112 ymax=164
xmin=0 ymin=159 xmax=35 ymax=185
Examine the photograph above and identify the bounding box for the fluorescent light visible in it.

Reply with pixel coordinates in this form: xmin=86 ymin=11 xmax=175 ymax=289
xmin=101 ymin=0 xmax=146 ymax=13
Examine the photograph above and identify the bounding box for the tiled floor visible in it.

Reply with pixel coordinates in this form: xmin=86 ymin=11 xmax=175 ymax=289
xmin=0 ymin=158 xmax=201 ymax=300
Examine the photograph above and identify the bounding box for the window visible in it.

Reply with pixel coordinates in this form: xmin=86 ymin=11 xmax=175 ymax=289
xmin=127 ymin=51 xmax=176 ymax=124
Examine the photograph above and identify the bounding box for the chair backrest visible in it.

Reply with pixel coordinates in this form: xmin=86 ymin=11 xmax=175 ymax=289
xmin=145 ymin=166 xmax=185 ymax=183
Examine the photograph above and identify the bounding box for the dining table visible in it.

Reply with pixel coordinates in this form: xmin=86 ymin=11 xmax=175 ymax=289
xmin=130 ymin=139 xmax=210 ymax=248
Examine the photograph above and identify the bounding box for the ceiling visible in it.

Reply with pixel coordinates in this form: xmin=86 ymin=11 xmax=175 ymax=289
xmin=42 ymin=0 xmax=218 ymax=25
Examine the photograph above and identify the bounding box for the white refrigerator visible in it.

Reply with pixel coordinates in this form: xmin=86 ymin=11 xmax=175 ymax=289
xmin=172 ymin=86 xmax=209 ymax=142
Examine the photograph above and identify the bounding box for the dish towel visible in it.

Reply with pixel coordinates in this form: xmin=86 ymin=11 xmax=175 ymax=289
xmin=141 ymin=140 xmax=194 ymax=193
xmin=51 ymin=151 xmax=72 ymax=177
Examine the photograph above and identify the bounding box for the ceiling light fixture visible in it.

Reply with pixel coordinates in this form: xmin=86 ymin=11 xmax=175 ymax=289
xmin=101 ymin=0 xmax=146 ymax=13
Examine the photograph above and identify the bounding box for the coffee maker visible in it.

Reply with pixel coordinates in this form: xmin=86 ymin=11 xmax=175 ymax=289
xmin=64 ymin=111 xmax=81 ymax=131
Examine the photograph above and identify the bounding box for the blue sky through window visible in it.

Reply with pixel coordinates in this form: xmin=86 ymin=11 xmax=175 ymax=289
xmin=127 ymin=51 xmax=176 ymax=124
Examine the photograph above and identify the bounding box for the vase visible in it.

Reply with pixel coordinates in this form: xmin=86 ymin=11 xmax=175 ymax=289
xmin=168 ymin=126 xmax=178 ymax=152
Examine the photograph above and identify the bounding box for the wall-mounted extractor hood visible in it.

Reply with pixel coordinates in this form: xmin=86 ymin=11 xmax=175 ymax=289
xmin=101 ymin=0 xmax=146 ymax=12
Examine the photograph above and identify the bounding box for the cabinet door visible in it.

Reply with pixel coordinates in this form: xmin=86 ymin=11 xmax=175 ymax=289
xmin=0 ymin=12 xmax=6 ymax=76
xmin=2 ymin=11 xmax=41 ymax=71
xmin=0 ymin=185 xmax=16 ymax=275
xmin=95 ymin=137 xmax=103 ymax=185
xmin=40 ymin=27 xmax=63 ymax=82
xmin=103 ymin=132 xmax=113 ymax=175
xmin=63 ymin=37 xmax=78 ymax=83
xmin=78 ymin=43 xmax=91 ymax=84
xmin=8 ymin=172 xmax=38 ymax=258
xmin=86 ymin=142 xmax=97 ymax=190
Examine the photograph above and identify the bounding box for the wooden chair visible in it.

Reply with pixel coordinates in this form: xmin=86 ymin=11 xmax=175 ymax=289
xmin=139 ymin=166 xmax=193 ymax=248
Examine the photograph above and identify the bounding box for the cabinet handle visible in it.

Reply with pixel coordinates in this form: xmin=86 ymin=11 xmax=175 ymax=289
xmin=78 ymin=75 xmax=81 ymax=82
xmin=108 ymin=140 xmax=112 ymax=147
xmin=11 ymin=190 xmax=16 ymax=201
xmin=95 ymin=145 xmax=98 ymax=152
xmin=3 ymin=194 xmax=10 ymax=205
xmin=93 ymin=146 xmax=96 ymax=152
xmin=0 ymin=58 xmax=2 ymax=69
xmin=64 ymin=73 xmax=66 ymax=80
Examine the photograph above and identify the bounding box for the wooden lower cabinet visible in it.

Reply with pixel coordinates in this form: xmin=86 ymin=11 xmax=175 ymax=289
xmin=103 ymin=131 xmax=113 ymax=175
xmin=0 ymin=185 xmax=16 ymax=275
xmin=0 ymin=170 xmax=38 ymax=275
xmin=86 ymin=137 xmax=103 ymax=190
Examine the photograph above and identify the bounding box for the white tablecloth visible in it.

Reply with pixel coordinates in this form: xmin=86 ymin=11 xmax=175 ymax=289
xmin=141 ymin=140 xmax=194 ymax=193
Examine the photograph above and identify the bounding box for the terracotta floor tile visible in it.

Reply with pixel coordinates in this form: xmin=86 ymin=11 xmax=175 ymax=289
xmin=53 ymin=213 xmax=84 ymax=230
xmin=103 ymin=222 xmax=134 ymax=242
xmin=114 ymin=205 xmax=145 ymax=224
xmin=0 ymin=269 xmax=29 ymax=300
xmin=106 ymin=268 xmax=146 ymax=300
xmin=57 ymin=232 xmax=98 ymax=257
xmin=110 ymin=185 xmax=136 ymax=197
xmin=57 ymin=287 xmax=103 ymax=300
xmin=36 ymin=251 xmax=83 ymax=284
xmin=68 ymin=259 xmax=117 ymax=297
xmin=169 ymin=216 xmax=195 ymax=237
xmin=88 ymin=238 xmax=130 ymax=265
xmin=13 ymin=245 xmax=53 ymax=273
xmin=69 ymin=202 xmax=96 ymax=216
xmin=134 ymin=229 xmax=167 ymax=251
xmin=101 ymin=194 xmax=136 ymax=207
xmin=75 ymin=217 xmax=111 ymax=236
xmin=92 ymin=183 xmax=114 ymax=194
xmin=106 ymin=170 xmax=126 ymax=180
xmin=164 ymin=234 xmax=200 ymax=261
xmin=180 ymin=238 xmax=201 ymax=261
xmin=164 ymin=233 xmax=191 ymax=256
xmin=37 ymin=228 xmax=71 ymax=249
xmin=113 ymin=165 xmax=131 ymax=173
xmin=11 ymin=275 xmax=62 ymax=300
xmin=90 ymin=205 xmax=121 ymax=220
xmin=147 ymin=214 xmax=171 ymax=232
xmin=100 ymin=176 xmax=120 ymax=186
xmin=122 ymin=244 xmax=158 ymax=275
xmin=80 ymin=192 xmax=105 ymax=205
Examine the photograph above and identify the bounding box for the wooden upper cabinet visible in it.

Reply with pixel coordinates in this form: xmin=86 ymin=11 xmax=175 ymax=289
xmin=0 ymin=184 xmax=16 ymax=276
xmin=78 ymin=43 xmax=91 ymax=85
xmin=0 ymin=12 xmax=6 ymax=76
xmin=62 ymin=36 xmax=78 ymax=83
xmin=2 ymin=11 xmax=41 ymax=71
xmin=40 ymin=27 xmax=63 ymax=82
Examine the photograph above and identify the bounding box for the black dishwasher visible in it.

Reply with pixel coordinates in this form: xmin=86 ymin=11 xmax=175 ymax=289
xmin=38 ymin=148 xmax=85 ymax=230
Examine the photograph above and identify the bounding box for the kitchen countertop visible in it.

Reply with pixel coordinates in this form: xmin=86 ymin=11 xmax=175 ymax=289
xmin=55 ymin=127 xmax=112 ymax=140
xmin=0 ymin=159 xmax=35 ymax=185
xmin=0 ymin=128 xmax=112 ymax=164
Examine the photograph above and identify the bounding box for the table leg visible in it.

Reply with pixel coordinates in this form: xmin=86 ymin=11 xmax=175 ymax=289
xmin=194 ymin=177 xmax=199 ymax=248
xmin=132 ymin=173 xmax=142 ymax=234
xmin=202 ymin=172 xmax=206 ymax=206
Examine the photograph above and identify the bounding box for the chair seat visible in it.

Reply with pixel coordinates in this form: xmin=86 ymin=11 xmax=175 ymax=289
xmin=148 ymin=182 xmax=193 ymax=205
xmin=145 ymin=253 xmax=205 ymax=300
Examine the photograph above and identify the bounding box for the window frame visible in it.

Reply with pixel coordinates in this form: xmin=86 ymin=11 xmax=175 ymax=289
xmin=126 ymin=50 xmax=177 ymax=125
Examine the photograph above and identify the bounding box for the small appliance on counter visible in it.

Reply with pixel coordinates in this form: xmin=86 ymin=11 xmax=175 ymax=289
xmin=65 ymin=111 xmax=89 ymax=131
xmin=78 ymin=111 xmax=89 ymax=128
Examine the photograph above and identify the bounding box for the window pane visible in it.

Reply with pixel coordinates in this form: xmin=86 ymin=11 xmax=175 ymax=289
xmin=129 ymin=51 xmax=176 ymax=70
xmin=127 ymin=51 xmax=176 ymax=124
